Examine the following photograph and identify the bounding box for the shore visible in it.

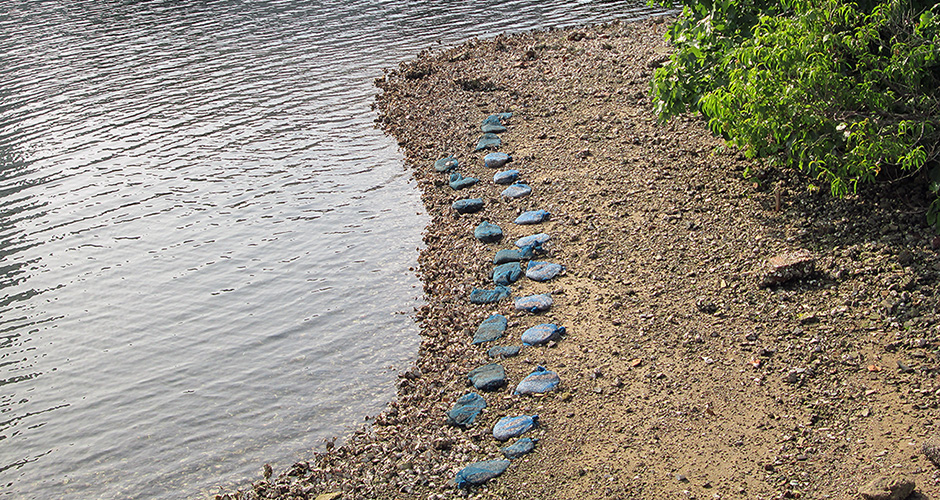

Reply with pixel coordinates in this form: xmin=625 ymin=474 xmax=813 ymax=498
xmin=217 ymin=18 xmax=940 ymax=500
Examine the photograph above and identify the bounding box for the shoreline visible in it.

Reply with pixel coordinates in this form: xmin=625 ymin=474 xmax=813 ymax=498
xmin=218 ymin=17 xmax=940 ymax=500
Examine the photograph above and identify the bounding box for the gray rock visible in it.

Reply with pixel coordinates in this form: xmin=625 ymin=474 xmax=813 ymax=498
xmin=474 ymin=221 xmax=503 ymax=243
xmin=469 ymin=286 xmax=511 ymax=304
xmin=468 ymin=363 xmax=506 ymax=391
xmin=452 ymin=198 xmax=484 ymax=214
xmin=760 ymin=249 xmax=815 ymax=287
xmin=475 ymin=133 xmax=501 ymax=151
xmin=514 ymin=293 xmax=553 ymax=313
xmin=487 ymin=345 xmax=521 ymax=359
xmin=484 ymin=152 xmax=512 ymax=169
xmin=446 ymin=392 xmax=487 ymax=427
xmin=858 ymin=475 xmax=915 ymax=500
xmin=434 ymin=155 xmax=459 ymax=172
xmin=493 ymin=169 xmax=519 ymax=184
xmin=492 ymin=262 xmax=523 ymax=286
xmin=473 ymin=314 xmax=507 ymax=345
xmin=501 ymin=183 xmax=532 ymax=199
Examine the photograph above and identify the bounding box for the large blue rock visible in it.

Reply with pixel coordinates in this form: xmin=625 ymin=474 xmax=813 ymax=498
xmin=526 ymin=261 xmax=564 ymax=282
xmin=493 ymin=245 xmax=536 ymax=265
xmin=475 ymin=133 xmax=501 ymax=151
xmin=449 ymin=172 xmax=479 ymax=190
xmin=514 ymin=293 xmax=553 ymax=313
xmin=452 ymin=198 xmax=484 ymax=214
xmin=481 ymin=123 xmax=507 ymax=133
xmin=455 ymin=459 xmax=511 ymax=488
xmin=515 ymin=233 xmax=551 ymax=249
xmin=521 ymin=323 xmax=565 ymax=346
xmin=492 ymin=262 xmax=522 ymax=286
xmin=474 ymin=221 xmax=503 ymax=243
xmin=493 ymin=414 xmax=538 ymax=441
xmin=434 ymin=155 xmax=459 ymax=173
xmin=447 ymin=392 xmax=487 ymax=427
xmin=487 ymin=345 xmax=521 ymax=359
xmin=472 ymin=314 xmax=507 ymax=345
xmin=501 ymin=183 xmax=532 ymax=199
xmin=514 ymin=209 xmax=550 ymax=225
xmin=468 ymin=363 xmax=506 ymax=391
xmin=469 ymin=286 xmax=511 ymax=304
xmin=493 ymin=169 xmax=519 ymax=184
xmin=483 ymin=152 xmax=512 ymax=169
xmin=514 ymin=366 xmax=560 ymax=395
xmin=501 ymin=438 xmax=536 ymax=459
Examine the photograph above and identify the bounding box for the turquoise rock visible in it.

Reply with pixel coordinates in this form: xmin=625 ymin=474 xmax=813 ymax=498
xmin=501 ymin=438 xmax=536 ymax=459
xmin=452 ymin=198 xmax=484 ymax=214
xmin=455 ymin=459 xmax=511 ymax=488
xmin=468 ymin=363 xmax=506 ymax=391
xmin=449 ymin=172 xmax=479 ymax=190
xmin=473 ymin=314 xmax=507 ymax=345
xmin=493 ymin=414 xmax=538 ymax=441
xmin=483 ymin=152 xmax=511 ymax=168
xmin=481 ymin=123 xmax=507 ymax=133
xmin=493 ymin=245 xmax=536 ymax=265
xmin=474 ymin=221 xmax=503 ymax=243
xmin=493 ymin=169 xmax=519 ymax=184
xmin=514 ymin=293 xmax=552 ymax=313
xmin=514 ymin=366 xmax=560 ymax=395
xmin=492 ymin=262 xmax=522 ymax=286
xmin=469 ymin=286 xmax=511 ymax=304
xmin=521 ymin=323 xmax=565 ymax=346
xmin=447 ymin=392 xmax=487 ymax=427
xmin=514 ymin=209 xmax=550 ymax=225
xmin=515 ymin=233 xmax=551 ymax=249
xmin=501 ymin=183 xmax=532 ymax=199
xmin=434 ymin=155 xmax=459 ymax=172
xmin=487 ymin=345 xmax=521 ymax=359
xmin=526 ymin=261 xmax=564 ymax=282
xmin=481 ymin=112 xmax=512 ymax=127
xmin=475 ymin=133 xmax=501 ymax=151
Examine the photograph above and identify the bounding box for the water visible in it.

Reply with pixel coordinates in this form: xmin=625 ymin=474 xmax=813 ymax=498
xmin=0 ymin=1 xmax=657 ymax=498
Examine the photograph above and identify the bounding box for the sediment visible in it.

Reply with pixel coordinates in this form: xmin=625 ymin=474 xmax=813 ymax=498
xmin=216 ymin=17 xmax=940 ymax=500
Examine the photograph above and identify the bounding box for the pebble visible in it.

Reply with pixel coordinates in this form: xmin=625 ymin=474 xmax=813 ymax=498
xmin=446 ymin=392 xmax=487 ymax=427
xmin=434 ymin=155 xmax=459 ymax=172
xmin=487 ymin=345 xmax=522 ymax=359
xmin=858 ymin=475 xmax=915 ymax=500
xmin=493 ymin=414 xmax=538 ymax=441
xmin=516 ymin=233 xmax=551 ymax=248
xmin=468 ymin=363 xmax=507 ymax=391
xmin=493 ymin=169 xmax=519 ymax=184
xmin=473 ymin=314 xmax=508 ymax=345
xmin=924 ymin=440 xmax=940 ymax=468
xmin=514 ymin=366 xmax=560 ymax=395
xmin=454 ymin=459 xmax=511 ymax=488
xmin=514 ymin=293 xmax=553 ymax=313
xmin=484 ymin=152 xmax=512 ymax=169
xmin=469 ymin=286 xmax=511 ymax=304
xmin=494 ymin=245 xmax=536 ymax=265
xmin=514 ymin=209 xmax=551 ymax=225
xmin=449 ymin=172 xmax=479 ymax=190
xmin=760 ymin=249 xmax=815 ymax=287
xmin=475 ymin=133 xmax=501 ymax=151
xmin=501 ymin=437 xmax=536 ymax=459
xmin=525 ymin=261 xmax=564 ymax=281
xmin=493 ymin=262 xmax=523 ymax=286
xmin=474 ymin=221 xmax=503 ymax=243
xmin=521 ymin=323 xmax=565 ymax=346
xmin=501 ymin=183 xmax=532 ymax=199
xmin=452 ymin=198 xmax=484 ymax=214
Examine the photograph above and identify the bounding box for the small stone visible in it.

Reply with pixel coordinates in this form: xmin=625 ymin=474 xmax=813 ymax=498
xmin=858 ymin=475 xmax=915 ymax=500
xmin=521 ymin=323 xmax=565 ymax=346
xmin=469 ymin=286 xmax=511 ymax=304
xmin=493 ymin=169 xmax=519 ymax=184
xmin=760 ymin=249 xmax=815 ymax=287
xmin=473 ymin=314 xmax=508 ymax=345
xmin=515 ymin=233 xmax=551 ymax=248
xmin=468 ymin=363 xmax=507 ymax=391
xmin=492 ymin=262 xmax=523 ymax=286
xmin=434 ymin=155 xmax=459 ymax=172
xmin=483 ymin=152 xmax=512 ymax=169
xmin=923 ymin=441 xmax=940 ymax=468
xmin=474 ymin=221 xmax=503 ymax=243
xmin=501 ymin=183 xmax=532 ymax=199
xmin=475 ymin=133 xmax=501 ymax=151
xmin=487 ymin=345 xmax=522 ymax=359
xmin=449 ymin=172 xmax=479 ymax=190
xmin=526 ymin=261 xmax=564 ymax=282
xmin=501 ymin=437 xmax=536 ymax=459
xmin=514 ymin=209 xmax=551 ymax=225
xmin=452 ymin=198 xmax=484 ymax=214
xmin=514 ymin=293 xmax=553 ymax=313
xmin=493 ymin=415 xmax=538 ymax=441
xmin=446 ymin=392 xmax=487 ymax=427
xmin=481 ymin=123 xmax=507 ymax=133
xmin=494 ymin=246 xmax=536 ymax=265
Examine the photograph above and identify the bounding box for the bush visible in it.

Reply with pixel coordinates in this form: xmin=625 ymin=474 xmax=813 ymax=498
xmin=651 ymin=0 xmax=940 ymax=228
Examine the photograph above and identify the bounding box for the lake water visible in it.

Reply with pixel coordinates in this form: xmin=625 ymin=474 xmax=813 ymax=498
xmin=0 ymin=1 xmax=657 ymax=498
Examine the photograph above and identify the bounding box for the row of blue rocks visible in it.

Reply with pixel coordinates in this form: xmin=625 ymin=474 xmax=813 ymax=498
xmin=432 ymin=113 xmax=570 ymax=489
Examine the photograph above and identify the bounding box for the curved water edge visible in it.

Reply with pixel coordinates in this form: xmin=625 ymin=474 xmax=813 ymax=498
xmin=0 ymin=1 xmax=659 ymax=498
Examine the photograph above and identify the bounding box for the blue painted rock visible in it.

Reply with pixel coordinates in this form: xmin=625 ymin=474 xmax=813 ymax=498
xmin=514 ymin=293 xmax=552 ymax=313
xmin=493 ymin=414 xmax=538 ymax=441
xmin=475 ymin=133 xmax=501 ymax=151
xmin=469 ymin=286 xmax=510 ymax=304
xmin=487 ymin=345 xmax=521 ymax=359
xmin=483 ymin=152 xmax=512 ymax=169
xmin=447 ymin=392 xmax=487 ymax=427
xmin=452 ymin=198 xmax=484 ymax=214
xmin=468 ymin=363 xmax=506 ymax=391
xmin=501 ymin=438 xmax=536 ymax=459
xmin=493 ymin=245 xmax=536 ymax=265
xmin=521 ymin=323 xmax=565 ymax=346
xmin=501 ymin=183 xmax=532 ymax=199
xmin=492 ymin=262 xmax=522 ymax=286
xmin=526 ymin=261 xmax=564 ymax=282
xmin=493 ymin=169 xmax=519 ymax=184
xmin=514 ymin=209 xmax=550 ymax=225
xmin=481 ymin=123 xmax=507 ymax=133
xmin=474 ymin=221 xmax=503 ymax=243
xmin=515 ymin=233 xmax=551 ymax=249
xmin=455 ymin=459 xmax=511 ymax=488
xmin=434 ymin=155 xmax=459 ymax=172
xmin=449 ymin=172 xmax=479 ymax=190
xmin=514 ymin=366 xmax=560 ymax=395
xmin=473 ymin=314 xmax=507 ymax=345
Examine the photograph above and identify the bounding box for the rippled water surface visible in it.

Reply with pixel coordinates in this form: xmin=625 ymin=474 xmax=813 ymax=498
xmin=0 ymin=1 xmax=656 ymax=498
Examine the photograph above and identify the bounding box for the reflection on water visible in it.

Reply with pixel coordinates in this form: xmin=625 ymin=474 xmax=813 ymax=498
xmin=0 ymin=0 xmax=657 ymax=498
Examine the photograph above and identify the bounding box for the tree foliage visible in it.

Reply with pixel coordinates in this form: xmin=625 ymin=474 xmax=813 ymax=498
xmin=651 ymin=0 xmax=940 ymax=228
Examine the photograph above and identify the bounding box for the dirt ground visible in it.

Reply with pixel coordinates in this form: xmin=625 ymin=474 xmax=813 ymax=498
xmin=216 ymin=17 xmax=940 ymax=500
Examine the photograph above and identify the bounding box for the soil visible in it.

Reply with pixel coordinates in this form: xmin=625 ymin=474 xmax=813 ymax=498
xmin=215 ymin=17 xmax=940 ymax=500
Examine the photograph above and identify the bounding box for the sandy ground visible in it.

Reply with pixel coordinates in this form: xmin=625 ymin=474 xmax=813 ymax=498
xmin=215 ymin=17 xmax=940 ymax=500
